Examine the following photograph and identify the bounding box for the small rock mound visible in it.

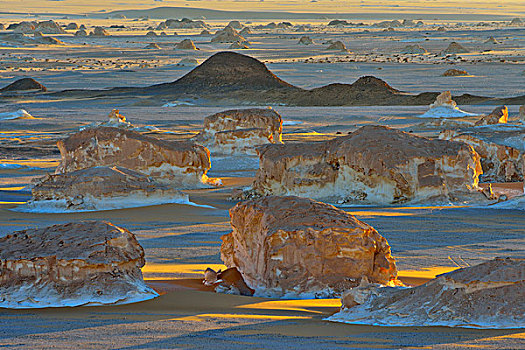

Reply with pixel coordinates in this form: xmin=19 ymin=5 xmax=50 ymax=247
xmin=326 ymin=40 xmax=347 ymax=51
xmin=442 ymin=41 xmax=469 ymax=54
xmin=0 ymin=221 xmax=158 ymax=308
xmin=178 ymin=57 xmax=199 ymax=66
xmin=329 ymin=258 xmax=525 ymax=329
xmin=419 ymin=91 xmax=476 ymax=118
xmin=229 ymin=41 xmax=249 ymax=49
xmin=298 ymin=36 xmax=314 ymax=45
xmin=144 ymin=43 xmax=161 ymax=49
xmin=226 ymin=21 xmax=243 ymax=30
xmin=239 ymin=27 xmax=251 ymax=36
xmin=442 ymin=68 xmax=469 ymax=76
xmin=200 ymin=29 xmax=211 ymax=35
xmin=35 ymin=20 xmax=65 ymax=34
xmin=485 ymin=36 xmax=500 ymax=44
xmin=401 ymin=44 xmax=427 ymax=54
xmin=221 ymin=196 xmax=399 ymax=297
xmin=74 ymin=29 xmax=88 ymax=36
xmin=211 ymin=27 xmax=246 ymax=43
xmin=65 ymin=22 xmax=79 ymax=30
xmin=146 ymin=30 xmax=157 ymax=37
xmin=90 ymin=27 xmax=109 ymax=36
xmin=509 ymin=17 xmax=523 ymax=26
xmin=175 ymin=39 xmax=197 ymax=50
xmin=474 ymin=106 xmax=508 ymax=126
xmin=0 ymin=78 xmax=47 ymax=92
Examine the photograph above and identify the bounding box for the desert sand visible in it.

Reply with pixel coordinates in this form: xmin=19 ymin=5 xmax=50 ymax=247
xmin=0 ymin=8 xmax=524 ymax=350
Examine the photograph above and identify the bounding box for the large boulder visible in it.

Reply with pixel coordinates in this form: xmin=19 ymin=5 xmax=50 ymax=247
xmin=0 ymin=221 xmax=158 ymax=308
xmin=55 ymin=127 xmax=220 ymax=187
xmin=252 ymin=125 xmax=483 ymax=205
xmin=27 ymin=166 xmax=190 ymax=212
xmin=474 ymin=105 xmax=508 ymax=126
xmin=221 ymin=196 xmax=398 ymax=297
xmin=194 ymin=108 xmax=282 ymax=154
xmin=440 ymin=123 xmax=524 ymax=182
xmin=328 ymin=258 xmax=525 ymax=329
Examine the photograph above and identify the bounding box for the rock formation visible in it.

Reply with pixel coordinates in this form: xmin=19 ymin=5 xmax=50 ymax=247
xmin=239 ymin=27 xmax=251 ymax=36
xmin=442 ymin=69 xmax=469 ymax=76
xmin=509 ymin=17 xmax=523 ymax=26
xmin=11 ymin=21 xmax=36 ymax=33
xmin=226 ymin=21 xmax=243 ymax=30
xmin=221 ymin=196 xmax=399 ymax=297
xmin=0 ymin=221 xmax=158 ymax=308
xmin=442 ymin=42 xmax=469 ymax=54
xmin=34 ymin=20 xmax=65 ymax=34
xmin=252 ymin=125 xmax=483 ymax=205
xmin=55 ymin=126 xmax=220 ymax=187
xmin=144 ymin=43 xmax=161 ymax=49
xmin=65 ymin=22 xmax=79 ymax=30
xmin=75 ymin=29 xmax=88 ymax=36
xmin=440 ymin=123 xmax=524 ymax=182
xmin=328 ymin=258 xmax=524 ymax=329
xmin=401 ymin=44 xmax=427 ymax=54
xmin=520 ymin=105 xmax=525 ymax=123
xmin=27 ymin=166 xmax=190 ymax=211
xmin=146 ymin=31 xmax=157 ymax=37
xmin=33 ymin=32 xmax=65 ymax=45
xmin=200 ymin=29 xmax=211 ymax=35
xmin=211 ymin=27 xmax=246 ymax=43
xmin=162 ymin=18 xmax=207 ymax=29
xmin=178 ymin=57 xmax=199 ymax=66
xmin=326 ymin=41 xmax=347 ymax=51
xmin=0 ymin=109 xmax=35 ymax=120
xmin=474 ymin=105 xmax=508 ymax=126
xmin=0 ymin=78 xmax=47 ymax=93
xmin=175 ymin=39 xmax=197 ymax=50
xmin=203 ymin=267 xmax=254 ymax=296
xmin=485 ymin=36 xmax=500 ymax=44
xmin=298 ymin=36 xmax=314 ymax=45
xmin=90 ymin=27 xmax=109 ymax=36
xmin=229 ymin=41 xmax=249 ymax=49
xmin=194 ymin=108 xmax=282 ymax=154
xmin=419 ymin=91 xmax=476 ymax=118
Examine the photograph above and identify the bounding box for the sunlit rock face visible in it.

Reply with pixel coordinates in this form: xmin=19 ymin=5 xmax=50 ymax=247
xmin=56 ymin=127 xmax=219 ymax=187
xmin=440 ymin=124 xmax=524 ymax=182
xmin=221 ymin=196 xmax=398 ymax=298
xmin=28 ymin=166 xmax=190 ymax=212
xmin=253 ymin=125 xmax=483 ymax=205
xmin=194 ymin=108 xmax=283 ymax=154
xmin=474 ymin=106 xmax=508 ymax=126
xmin=328 ymin=258 xmax=525 ymax=329
xmin=0 ymin=221 xmax=158 ymax=308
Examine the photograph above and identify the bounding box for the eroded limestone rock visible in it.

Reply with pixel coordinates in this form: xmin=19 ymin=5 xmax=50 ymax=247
xmin=474 ymin=106 xmax=508 ymax=126
xmin=221 ymin=196 xmax=399 ymax=297
xmin=0 ymin=221 xmax=158 ymax=308
xmin=328 ymin=258 xmax=525 ymax=329
xmin=194 ymin=108 xmax=283 ymax=154
xmin=56 ymin=126 xmax=220 ymax=187
xmin=253 ymin=125 xmax=483 ymax=204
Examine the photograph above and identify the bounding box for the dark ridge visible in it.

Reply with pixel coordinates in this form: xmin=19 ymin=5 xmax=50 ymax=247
xmin=0 ymin=78 xmax=47 ymax=92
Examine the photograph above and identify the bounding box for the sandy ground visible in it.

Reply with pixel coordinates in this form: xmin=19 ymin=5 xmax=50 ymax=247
xmin=1 ymin=12 xmax=524 ymax=350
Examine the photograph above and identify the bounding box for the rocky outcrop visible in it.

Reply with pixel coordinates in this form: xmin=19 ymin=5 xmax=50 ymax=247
xmin=65 ymin=22 xmax=79 ymax=30
xmin=485 ymin=36 xmax=500 ymax=44
xmin=442 ymin=42 xmax=469 ymax=54
xmin=203 ymin=267 xmax=254 ymax=296
xmin=74 ymin=29 xmax=88 ymax=36
xmin=0 ymin=78 xmax=47 ymax=93
xmin=55 ymin=127 xmax=220 ymax=187
xmin=401 ymin=44 xmax=427 ymax=54
xmin=144 ymin=43 xmax=161 ymax=49
xmin=34 ymin=20 xmax=65 ymax=34
xmin=298 ymin=36 xmax=314 ymax=45
xmin=440 ymin=123 xmax=524 ymax=182
xmin=328 ymin=258 xmax=524 ymax=329
xmin=229 ymin=41 xmax=249 ymax=49
xmin=221 ymin=196 xmax=399 ymax=298
xmin=162 ymin=18 xmax=207 ymax=29
xmin=442 ymin=69 xmax=469 ymax=76
xmin=175 ymin=39 xmax=197 ymax=50
xmin=0 ymin=221 xmax=158 ymax=308
xmin=90 ymin=27 xmax=109 ymax=36
xmin=194 ymin=108 xmax=282 ymax=154
xmin=326 ymin=41 xmax=347 ymax=51
xmin=211 ymin=27 xmax=246 ymax=43
xmin=10 ymin=21 xmax=36 ymax=33
xmin=27 ymin=166 xmax=190 ymax=212
xmin=418 ymin=91 xmax=476 ymax=118
xmin=474 ymin=105 xmax=508 ymax=126
xmin=252 ymin=125 xmax=483 ymax=205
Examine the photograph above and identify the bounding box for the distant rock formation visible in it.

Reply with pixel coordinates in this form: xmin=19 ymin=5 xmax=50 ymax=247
xmin=175 ymin=39 xmax=197 ymax=50
xmin=90 ymin=27 xmax=109 ymax=36
xmin=229 ymin=41 xmax=249 ymax=49
xmin=28 ymin=166 xmax=190 ymax=211
xmin=226 ymin=21 xmax=243 ymax=30
xmin=418 ymin=91 xmax=476 ymax=118
xmin=194 ymin=108 xmax=282 ymax=154
xmin=211 ymin=26 xmax=246 ymax=43
xmin=161 ymin=18 xmax=207 ymax=29
xmin=65 ymin=22 xmax=79 ymax=30
xmin=326 ymin=40 xmax=347 ymax=51
xmin=519 ymin=105 xmax=525 ymax=123
xmin=509 ymin=17 xmax=523 ymax=26
xmin=400 ymin=44 xmax=427 ymax=54
xmin=0 ymin=78 xmax=47 ymax=92
xmin=474 ymin=105 xmax=508 ymax=126
xmin=0 ymin=221 xmax=158 ymax=308
xmin=298 ymin=36 xmax=314 ymax=45
xmin=146 ymin=30 xmax=157 ymax=37
xmin=74 ymin=29 xmax=88 ymax=36
xmin=200 ymin=29 xmax=211 ymax=35
xmin=252 ymin=125 xmax=483 ymax=205
xmin=34 ymin=32 xmax=65 ymax=45
xmin=442 ymin=68 xmax=469 ymax=76
xmin=144 ymin=43 xmax=161 ymax=49
xmin=34 ymin=20 xmax=65 ymax=34
xmin=0 ymin=109 xmax=35 ymax=120
xmin=328 ymin=258 xmax=525 ymax=329
xmin=55 ymin=127 xmax=220 ymax=187
xmin=442 ymin=42 xmax=469 ymax=54
xmin=10 ymin=21 xmax=36 ymax=33
xmin=221 ymin=196 xmax=399 ymax=297
xmin=328 ymin=20 xmax=350 ymax=26
xmin=239 ymin=27 xmax=251 ymax=36
xmin=178 ymin=57 xmax=199 ymax=66
xmin=485 ymin=36 xmax=500 ymax=44
xmin=374 ymin=20 xmax=402 ymax=28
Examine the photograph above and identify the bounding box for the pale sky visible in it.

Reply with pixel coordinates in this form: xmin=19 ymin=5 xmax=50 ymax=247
xmin=1 ymin=0 xmax=524 ymax=16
